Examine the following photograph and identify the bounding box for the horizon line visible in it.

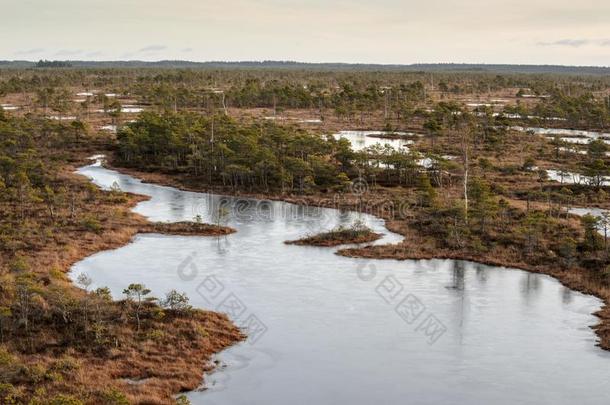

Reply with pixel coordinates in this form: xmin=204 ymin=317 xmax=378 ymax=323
xmin=2 ymin=59 xmax=610 ymax=69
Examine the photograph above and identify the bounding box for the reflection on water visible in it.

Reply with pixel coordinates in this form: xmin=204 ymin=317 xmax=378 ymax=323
xmin=475 ymin=263 xmax=488 ymax=285
xmin=563 ymin=288 xmax=574 ymax=305
xmin=71 ymin=160 xmax=610 ymax=405
xmin=447 ymin=260 xmax=466 ymax=291
xmin=520 ymin=272 xmax=542 ymax=305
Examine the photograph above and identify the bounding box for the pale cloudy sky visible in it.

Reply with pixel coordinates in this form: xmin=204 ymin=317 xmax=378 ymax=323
xmin=2 ymin=0 xmax=609 ymax=65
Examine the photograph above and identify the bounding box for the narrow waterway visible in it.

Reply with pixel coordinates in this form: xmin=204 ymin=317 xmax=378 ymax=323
xmin=71 ymin=158 xmax=610 ymax=405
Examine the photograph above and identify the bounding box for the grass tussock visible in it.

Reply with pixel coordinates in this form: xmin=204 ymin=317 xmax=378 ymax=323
xmin=286 ymin=222 xmax=381 ymax=247
xmin=142 ymin=221 xmax=236 ymax=236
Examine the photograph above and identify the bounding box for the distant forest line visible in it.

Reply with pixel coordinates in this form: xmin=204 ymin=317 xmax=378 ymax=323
xmin=0 ymin=60 xmax=609 ymax=75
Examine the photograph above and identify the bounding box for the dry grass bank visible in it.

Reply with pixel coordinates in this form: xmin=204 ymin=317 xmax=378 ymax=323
xmin=0 ymin=155 xmax=243 ymax=404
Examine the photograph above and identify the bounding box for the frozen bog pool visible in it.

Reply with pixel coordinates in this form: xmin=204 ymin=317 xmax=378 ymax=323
xmin=546 ymin=169 xmax=610 ymax=187
xmin=46 ymin=115 xmax=76 ymax=121
xmin=121 ymin=105 xmax=144 ymax=113
xmin=100 ymin=125 xmax=117 ymax=132
xmin=69 ymin=158 xmax=610 ymax=405
xmin=333 ymin=131 xmax=413 ymax=152
xmin=516 ymin=126 xmax=610 ymax=140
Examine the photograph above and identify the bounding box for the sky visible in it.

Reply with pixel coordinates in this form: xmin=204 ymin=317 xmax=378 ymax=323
xmin=1 ymin=0 xmax=609 ymax=66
